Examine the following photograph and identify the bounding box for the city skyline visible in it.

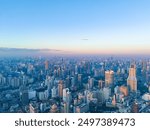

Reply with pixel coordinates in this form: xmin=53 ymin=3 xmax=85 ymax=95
xmin=0 ymin=0 xmax=150 ymax=55
xmin=0 ymin=56 xmax=150 ymax=113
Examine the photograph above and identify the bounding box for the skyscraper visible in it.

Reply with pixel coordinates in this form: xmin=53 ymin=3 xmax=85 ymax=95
xmin=105 ymin=70 xmax=114 ymax=88
xmin=127 ymin=64 xmax=137 ymax=92
xmin=45 ymin=60 xmax=49 ymax=70
xmin=58 ymin=80 xmax=64 ymax=98
xmin=98 ymin=80 xmax=105 ymax=89
xmin=63 ymin=88 xmax=72 ymax=113
xmin=88 ymin=78 xmax=94 ymax=89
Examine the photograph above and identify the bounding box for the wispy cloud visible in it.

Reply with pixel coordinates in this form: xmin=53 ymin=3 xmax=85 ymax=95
xmin=81 ymin=39 xmax=89 ymax=41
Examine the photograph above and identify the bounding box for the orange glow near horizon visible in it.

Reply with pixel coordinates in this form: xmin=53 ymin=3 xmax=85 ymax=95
xmin=60 ymin=46 xmax=150 ymax=55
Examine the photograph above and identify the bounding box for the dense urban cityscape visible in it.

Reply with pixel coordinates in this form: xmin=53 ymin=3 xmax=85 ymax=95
xmin=0 ymin=55 xmax=150 ymax=113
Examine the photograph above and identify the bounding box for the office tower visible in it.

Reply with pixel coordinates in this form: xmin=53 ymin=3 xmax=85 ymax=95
xmin=78 ymin=74 xmax=82 ymax=86
xmin=65 ymin=76 xmax=71 ymax=88
xmin=98 ymin=80 xmax=105 ymax=89
xmin=71 ymin=77 xmax=75 ymax=86
xmin=75 ymin=65 xmax=78 ymax=74
xmin=84 ymin=90 xmax=93 ymax=104
xmin=27 ymin=64 xmax=34 ymax=74
xmin=127 ymin=64 xmax=137 ymax=92
xmin=100 ymin=67 xmax=105 ymax=77
xmin=94 ymin=69 xmax=99 ymax=77
xmin=103 ymin=87 xmax=111 ymax=100
xmin=112 ymin=94 xmax=116 ymax=106
xmin=105 ymin=70 xmax=114 ymax=88
xmin=45 ymin=60 xmax=49 ymax=70
xmin=51 ymin=86 xmax=58 ymax=98
xmin=98 ymin=89 xmax=105 ymax=103
xmin=146 ymin=72 xmax=150 ymax=83
xmin=57 ymin=67 xmax=61 ymax=77
xmin=63 ymin=88 xmax=71 ymax=103
xmin=88 ymin=78 xmax=94 ymax=89
xmin=63 ymin=88 xmax=72 ymax=112
xmin=58 ymin=80 xmax=63 ymax=98
xmin=117 ymin=68 xmax=121 ymax=74
xmin=114 ymin=86 xmax=119 ymax=94
xmin=142 ymin=61 xmax=147 ymax=82
xmin=45 ymin=76 xmax=54 ymax=90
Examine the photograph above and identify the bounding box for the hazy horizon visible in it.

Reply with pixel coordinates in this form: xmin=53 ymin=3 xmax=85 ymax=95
xmin=0 ymin=47 xmax=150 ymax=58
xmin=0 ymin=0 xmax=150 ymax=55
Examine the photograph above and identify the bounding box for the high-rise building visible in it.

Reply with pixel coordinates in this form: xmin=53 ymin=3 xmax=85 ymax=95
xmin=146 ymin=72 xmax=150 ymax=83
xmin=141 ymin=61 xmax=147 ymax=82
xmin=98 ymin=80 xmax=105 ymax=89
xmin=127 ymin=64 xmax=137 ymax=92
xmin=75 ymin=65 xmax=78 ymax=74
xmin=105 ymin=70 xmax=114 ymax=88
xmin=112 ymin=94 xmax=116 ymax=106
xmin=51 ymin=86 xmax=58 ymax=98
xmin=45 ymin=60 xmax=49 ymax=70
xmin=78 ymin=74 xmax=82 ymax=86
xmin=63 ymin=88 xmax=72 ymax=112
xmin=88 ymin=78 xmax=94 ymax=89
xmin=65 ymin=76 xmax=71 ymax=88
xmin=103 ymin=87 xmax=111 ymax=100
xmin=58 ymin=80 xmax=63 ymax=98
xmin=63 ymin=88 xmax=71 ymax=103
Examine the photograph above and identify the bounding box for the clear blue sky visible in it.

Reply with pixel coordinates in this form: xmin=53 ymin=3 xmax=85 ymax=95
xmin=0 ymin=0 xmax=150 ymax=54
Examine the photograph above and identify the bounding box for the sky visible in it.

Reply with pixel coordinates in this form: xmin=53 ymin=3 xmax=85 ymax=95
xmin=0 ymin=0 xmax=150 ymax=55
